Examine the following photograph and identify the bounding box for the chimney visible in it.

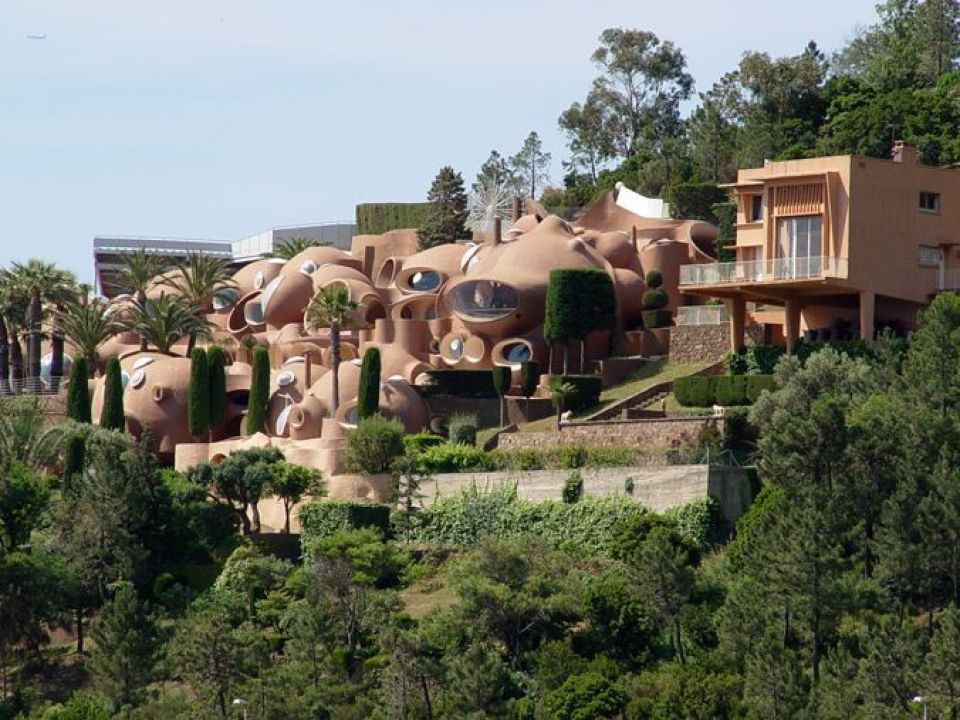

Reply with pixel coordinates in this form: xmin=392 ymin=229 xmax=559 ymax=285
xmin=892 ymin=140 xmax=917 ymax=164
xmin=490 ymin=216 xmax=502 ymax=246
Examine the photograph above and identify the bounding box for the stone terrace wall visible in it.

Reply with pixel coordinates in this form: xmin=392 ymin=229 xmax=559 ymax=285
xmin=669 ymin=323 xmax=764 ymax=365
xmin=497 ymin=416 xmax=721 ymax=452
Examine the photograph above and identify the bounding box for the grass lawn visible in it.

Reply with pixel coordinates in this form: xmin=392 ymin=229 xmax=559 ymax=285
xmin=515 ymin=359 xmax=711 ymax=433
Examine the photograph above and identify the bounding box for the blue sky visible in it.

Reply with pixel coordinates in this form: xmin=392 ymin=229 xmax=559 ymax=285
xmin=1 ymin=0 xmax=879 ymax=283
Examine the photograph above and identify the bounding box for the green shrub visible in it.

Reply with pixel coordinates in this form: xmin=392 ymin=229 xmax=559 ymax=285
xmin=520 ymin=360 xmax=540 ymax=400
xmin=724 ymin=349 xmax=748 ymax=375
xmin=674 ymin=376 xmax=713 ymax=407
xmin=491 ymin=365 xmax=511 ymax=396
xmin=641 ymin=309 xmax=672 ymax=329
xmin=553 ymin=375 xmax=602 ymax=412
xmin=299 ymin=500 xmax=392 ymax=555
xmin=745 ymin=374 xmax=776 ymax=403
xmin=422 ymin=370 xmax=497 ymax=397
xmin=645 ymin=269 xmax=663 ymax=288
xmin=341 ymin=414 xmax=405 ymax=474
xmin=713 ymin=375 xmax=748 ymax=406
xmin=416 ymin=443 xmax=490 ymax=473
xmin=357 ymin=347 xmax=381 ymax=420
xmin=555 ymin=444 xmax=588 ymax=469
xmin=585 ymin=445 xmax=636 ymax=467
xmin=744 ymin=344 xmax=786 ymax=375
xmin=642 ymin=288 xmax=668 ymax=311
xmin=563 ymin=470 xmax=584 ymax=503
xmin=448 ymin=413 xmax=478 ymax=446
xmin=722 ymin=406 xmax=758 ymax=453
xmin=403 ymin=431 xmax=445 ymax=457
xmin=663 ymin=496 xmax=727 ymax=549
xmin=493 ymin=448 xmax=545 ymax=471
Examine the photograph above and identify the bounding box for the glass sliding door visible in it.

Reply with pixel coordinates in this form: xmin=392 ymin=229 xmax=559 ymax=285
xmin=775 ymin=216 xmax=822 ymax=278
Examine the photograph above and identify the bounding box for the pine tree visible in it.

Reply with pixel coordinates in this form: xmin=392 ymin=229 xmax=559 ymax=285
xmin=99 ymin=358 xmax=125 ymax=432
xmin=357 ymin=347 xmax=381 ymax=420
xmin=89 ymin=581 xmax=159 ymax=713
xmin=510 ymin=131 xmax=552 ymax=199
xmin=245 ymin=347 xmax=270 ymax=436
xmin=188 ymin=348 xmax=210 ymax=440
xmin=66 ymin=356 xmax=91 ymax=423
xmin=207 ymin=345 xmax=228 ymax=430
xmin=417 ymin=166 xmax=469 ymax=250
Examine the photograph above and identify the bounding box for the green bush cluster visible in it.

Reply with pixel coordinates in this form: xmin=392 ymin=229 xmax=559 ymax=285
xmin=662 ymin=182 xmax=728 ymax=222
xmin=674 ymin=375 xmax=775 ymax=407
xmin=341 ymin=415 xmax=405 ymax=475
xmin=711 ymin=201 xmax=737 ymax=261
xmin=725 ymin=339 xmax=872 ymax=375
xmin=551 ymin=374 xmax=602 ymax=412
xmin=299 ymin=500 xmax=392 ymax=556
xmin=412 ymin=485 xmax=650 ymax=556
xmin=402 ymin=432 xmax=445 ymax=457
xmin=421 ymin=370 xmax=497 ymax=398
xmin=663 ymin=496 xmax=727 ymax=549
xmin=447 ymin=413 xmax=478 ymax=446
xmin=355 ymin=202 xmax=434 ymax=234
xmin=413 ymin=443 xmax=640 ymax=474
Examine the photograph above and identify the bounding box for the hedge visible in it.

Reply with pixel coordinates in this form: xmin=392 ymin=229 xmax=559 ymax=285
xmin=421 ymin=370 xmax=497 ymax=398
xmin=355 ymin=202 xmax=434 ymax=235
xmin=299 ymin=500 xmax=392 ymax=556
xmin=674 ymin=374 xmax=774 ymax=407
xmin=413 ymin=443 xmax=640 ymax=474
xmin=545 ymin=268 xmax=617 ymax=346
xmin=552 ymin=374 xmax=602 ymax=412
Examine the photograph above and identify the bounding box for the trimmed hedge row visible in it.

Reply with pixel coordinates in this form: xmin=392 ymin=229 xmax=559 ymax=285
xmin=299 ymin=500 xmax=391 ymax=557
xmin=355 ymin=202 xmax=435 ymax=235
xmin=674 ymin=374 xmax=775 ymax=407
xmin=411 ymin=443 xmax=641 ymax=474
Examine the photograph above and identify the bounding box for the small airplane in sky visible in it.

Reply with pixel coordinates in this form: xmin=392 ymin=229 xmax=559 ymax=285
xmin=26 ymin=34 xmax=47 ymax=40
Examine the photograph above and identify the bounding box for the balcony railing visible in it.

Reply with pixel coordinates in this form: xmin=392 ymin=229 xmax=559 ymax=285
xmin=679 ymin=256 xmax=847 ymax=287
xmin=938 ymin=268 xmax=960 ymax=291
xmin=675 ymin=305 xmax=729 ymax=326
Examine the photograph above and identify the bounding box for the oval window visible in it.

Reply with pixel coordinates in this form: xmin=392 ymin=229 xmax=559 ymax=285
xmin=408 ymin=270 xmax=441 ymax=292
xmin=300 ymin=260 xmax=317 ymax=276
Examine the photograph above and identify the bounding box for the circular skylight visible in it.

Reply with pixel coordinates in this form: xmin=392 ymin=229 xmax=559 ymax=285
xmin=277 ymin=370 xmax=296 ymax=387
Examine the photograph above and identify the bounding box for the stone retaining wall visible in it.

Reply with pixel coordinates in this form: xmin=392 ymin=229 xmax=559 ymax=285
xmin=669 ymin=323 xmax=764 ymax=364
xmin=497 ymin=416 xmax=721 ymax=451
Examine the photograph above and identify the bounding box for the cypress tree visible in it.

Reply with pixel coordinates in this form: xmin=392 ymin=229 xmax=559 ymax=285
xmin=520 ymin=360 xmax=540 ymax=414
xmin=64 ymin=434 xmax=85 ymax=483
xmin=208 ymin=345 xmax=228 ymax=430
xmin=491 ymin=365 xmax=512 ymax=427
xmin=245 ymin=347 xmax=270 ymax=436
xmin=66 ymin=356 xmax=91 ymax=423
xmin=188 ymin=348 xmax=210 ymax=440
xmin=100 ymin=358 xmax=125 ymax=431
xmin=357 ymin=347 xmax=381 ymax=420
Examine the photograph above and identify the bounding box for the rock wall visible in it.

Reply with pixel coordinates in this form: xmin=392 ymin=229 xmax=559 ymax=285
xmin=497 ymin=417 xmax=721 ymax=451
xmin=669 ymin=323 xmax=764 ymax=364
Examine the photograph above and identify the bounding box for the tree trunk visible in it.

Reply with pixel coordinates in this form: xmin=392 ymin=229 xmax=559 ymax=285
xmin=547 ymin=344 xmax=553 ymax=375
xmin=331 ymin=321 xmax=341 ymax=415
xmin=580 ymin=340 xmax=585 ymax=374
xmin=250 ymin=500 xmax=261 ymax=534
xmin=76 ymin=606 xmax=84 ymax=655
xmin=673 ymin=619 xmax=685 ymax=664
xmin=420 ymin=674 xmax=434 ymax=720
xmin=187 ymin=332 xmax=197 ymax=357
xmin=563 ymin=345 xmax=569 ymax=375
xmin=238 ymin=503 xmax=252 ymax=536
xmin=499 ymin=396 xmax=505 ymax=427
xmin=50 ymin=311 xmax=64 ymax=393
xmin=86 ymin=352 xmax=97 ymax=379
xmin=136 ymin=291 xmax=148 ymax=352
xmin=283 ymin=501 xmax=292 ymax=534
xmin=29 ymin=292 xmax=42 ymax=382
xmin=9 ymin=335 xmax=23 ymax=388
xmin=0 ymin=316 xmax=9 ymax=395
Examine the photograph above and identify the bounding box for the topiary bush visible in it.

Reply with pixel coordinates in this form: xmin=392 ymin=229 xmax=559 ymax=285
xmin=245 ymin=347 xmax=270 ymax=435
xmin=187 ymin=348 xmax=209 ymax=439
xmin=341 ymin=414 xmax=405 ymax=475
xmin=645 ymin=269 xmax=664 ymax=288
xmin=745 ymin=374 xmax=776 ymax=403
xmin=357 ymin=347 xmax=381 ymax=420
xmin=674 ymin=376 xmax=713 ymax=407
xmin=641 ymin=309 xmax=672 ymax=329
xmin=447 ymin=413 xmax=478 ymax=446
xmin=520 ymin=360 xmax=540 ymax=401
xmin=66 ymin=356 xmax=91 ymax=424
xmin=100 ymin=357 xmax=125 ymax=431
xmin=207 ymin=346 xmax=228 ymax=428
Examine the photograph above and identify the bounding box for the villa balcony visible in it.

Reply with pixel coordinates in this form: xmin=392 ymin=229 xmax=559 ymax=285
xmin=679 ymin=256 xmax=848 ymax=288
xmin=937 ymin=268 xmax=960 ymax=291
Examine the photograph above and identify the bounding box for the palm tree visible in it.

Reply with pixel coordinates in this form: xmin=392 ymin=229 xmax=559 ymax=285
xmin=548 ymin=379 xmax=576 ymax=432
xmin=305 ymin=285 xmax=358 ymax=415
xmin=159 ymin=254 xmax=236 ymax=354
xmin=0 ymin=274 xmax=18 ymax=395
xmin=271 ymin=235 xmax=330 ymax=260
xmin=116 ymin=249 xmax=167 ymax=351
xmin=56 ymin=299 xmax=121 ymax=378
xmin=2 ymin=261 xmax=77 ymax=386
xmin=0 ymin=396 xmax=63 ymax=470
xmin=119 ymin=294 xmax=210 ymax=355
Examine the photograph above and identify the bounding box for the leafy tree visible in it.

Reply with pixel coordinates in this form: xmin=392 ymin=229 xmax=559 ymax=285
xmin=0 ymin=396 xmax=64 ymax=470
xmin=0 ymin=461 xmax=48 ymax=553
xmin=187 ymin=347 xmax=210 ymax=440
xmin=562 ymin=470 xmax=584 ymax=504
xmin=357 ymin=346 xmax=381 ymax=420
xmin=208 ymin=345 xmax=228 ymax=430
xmin=66 ymin=357 xmax=91 ymax=422
xmin=245 ymin=346 xmax=269 ymax=436
xmin=305 ymin=285 xmax=359 ymax=415
xmin=269 ymin=463 xmax=323 ymax=534
xmin=341 ymin=414 xmax=405 ymax=475
xmin=189 ymin=446 xmax=284 ymax=535
xmin=510 ymin=131 xmax=552 ymax=199
xmin=559 ymin=93 xmax=614 ymax=184
xmin=544 ymin=672 xmax=628 ymax=720
xmin=88 ymin=581 xmax=160 ymax=712
xmin=99 ymin=357 xmax=125 ymax=432
xmin=213 ymin=544 xmax=292 ymax=620
xmin=417 ymin=166 xmax=469 ymax=250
